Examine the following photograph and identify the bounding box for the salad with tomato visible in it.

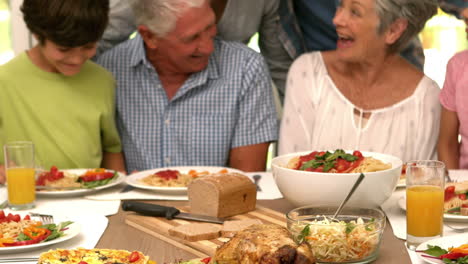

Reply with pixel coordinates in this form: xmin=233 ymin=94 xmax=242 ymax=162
xmin=0 ymin=210 xmax=72 ymax=247
xmin=420 ymin=244 xmax=468 ymax=264
xmin=36 ymin=166 xmax=118 ymax=189
xmin=444 ymin=181 xmax=468 ymax=215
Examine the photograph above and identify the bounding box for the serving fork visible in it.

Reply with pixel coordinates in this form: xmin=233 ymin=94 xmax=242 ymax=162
xmin=29 ymin=212 xmax=54 ymax=224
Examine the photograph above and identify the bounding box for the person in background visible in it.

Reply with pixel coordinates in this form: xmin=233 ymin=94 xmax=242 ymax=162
xmin=279 ymin=0 xmax=441 ymax=162
xmin=439 ymin=0 xmax=468 ymax=18
xmin=0 ymin=0 xmax=126 ymax=184
xmin=96 ymin=0 xmax=278 ymax=172
xmin=437 ymin=3 xmax=468 ymax=169
xmin=278 ymin=0 xmax=426 ymax=70
xmin=97 ymin=0 xmax=291 ymax=103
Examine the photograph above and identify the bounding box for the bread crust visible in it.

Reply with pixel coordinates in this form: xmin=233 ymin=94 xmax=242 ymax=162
xmin=188 ymin=173 xmax=257 ymax=217
xmin=168 ymin=223 xmax=221 ymax=242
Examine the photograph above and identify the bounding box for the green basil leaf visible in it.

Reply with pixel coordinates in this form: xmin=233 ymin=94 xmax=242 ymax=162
xmin=424 ymin=245 xmax=448 ymax=257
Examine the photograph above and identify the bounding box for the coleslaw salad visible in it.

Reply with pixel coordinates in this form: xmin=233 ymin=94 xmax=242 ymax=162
xmin=291 ymin=216 xmax=384 ymax=262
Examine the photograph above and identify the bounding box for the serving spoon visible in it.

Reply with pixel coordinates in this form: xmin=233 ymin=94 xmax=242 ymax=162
xmin=332 ymin=173 xmax=366 ymax=219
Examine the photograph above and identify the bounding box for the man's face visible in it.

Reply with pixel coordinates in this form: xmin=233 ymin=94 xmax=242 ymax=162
xmin=38 ymin=40 xmax=97 ymax=76
xmin=149 ymin=1 xmax=217 ymax=74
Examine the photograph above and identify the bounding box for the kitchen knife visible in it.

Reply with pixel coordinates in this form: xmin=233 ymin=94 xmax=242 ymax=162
xmin=121 ymin=201 xmax=225 ymax=224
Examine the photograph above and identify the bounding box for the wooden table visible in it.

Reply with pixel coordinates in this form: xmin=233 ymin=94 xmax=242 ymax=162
xmin=97 ymin=199 xmax=411 ymax=263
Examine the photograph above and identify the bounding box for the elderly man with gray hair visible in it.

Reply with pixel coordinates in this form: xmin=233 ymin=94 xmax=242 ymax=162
xmin=97 ymin=0 xmax=278 ymax=173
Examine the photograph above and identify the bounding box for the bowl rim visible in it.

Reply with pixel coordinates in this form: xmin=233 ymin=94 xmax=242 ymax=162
xmin=286 ymin=205 xmax=386 ymax=223
xmin=272 ymin=150 xmax=403 ymax=175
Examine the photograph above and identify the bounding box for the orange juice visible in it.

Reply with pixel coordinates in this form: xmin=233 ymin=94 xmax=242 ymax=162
xmin=407 ymin=185 xmax=444 ymax=237
xmin=6 ymin=168 xmax=36 ymax=205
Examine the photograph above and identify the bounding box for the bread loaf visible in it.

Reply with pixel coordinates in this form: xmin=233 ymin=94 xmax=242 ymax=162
xmin=188 ymin=173 xmax=257 ymax=217
xmin=168 ymin=223 xmax=221 ymax=242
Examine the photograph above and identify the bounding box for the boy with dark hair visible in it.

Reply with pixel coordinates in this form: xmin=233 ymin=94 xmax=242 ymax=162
xmin=0 ymin=0 xmax=125 ymax=183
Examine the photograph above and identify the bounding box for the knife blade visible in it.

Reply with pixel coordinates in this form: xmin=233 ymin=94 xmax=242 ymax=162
xmin=121 ymin=201 xmax=225 ymax=224
xmin=119 ymin=185 xmax=135 ymax=193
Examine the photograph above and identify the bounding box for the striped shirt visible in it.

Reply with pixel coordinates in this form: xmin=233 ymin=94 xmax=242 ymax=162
xmin=97 ymin=35 xmax=278 ymax=172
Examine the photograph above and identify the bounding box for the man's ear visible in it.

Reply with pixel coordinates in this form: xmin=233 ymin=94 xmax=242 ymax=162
xmin=385 ymin=18 xmax=408 ymax=45
xmin=138 ymin=25 xmax=158 ymax=49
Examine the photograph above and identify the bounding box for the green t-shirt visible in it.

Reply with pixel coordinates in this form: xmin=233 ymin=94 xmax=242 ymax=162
xmin=0 ymin=52 xmax=122 ymax=170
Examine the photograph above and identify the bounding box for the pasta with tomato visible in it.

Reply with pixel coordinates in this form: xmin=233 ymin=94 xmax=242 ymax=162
xmin=286 ymin=149 xmax=391 ymax=173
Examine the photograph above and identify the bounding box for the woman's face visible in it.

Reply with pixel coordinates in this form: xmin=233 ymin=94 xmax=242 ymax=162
xmin=332 ymin=0 xmax=387 ymax=60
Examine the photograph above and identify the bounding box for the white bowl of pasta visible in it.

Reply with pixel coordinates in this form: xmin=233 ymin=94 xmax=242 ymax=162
xmin=271 ymin=150 xmax=402 ymax=208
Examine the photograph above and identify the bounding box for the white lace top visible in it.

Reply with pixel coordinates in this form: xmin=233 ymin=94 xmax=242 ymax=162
xmin=278 ymin=52 xmax=441 ymax=162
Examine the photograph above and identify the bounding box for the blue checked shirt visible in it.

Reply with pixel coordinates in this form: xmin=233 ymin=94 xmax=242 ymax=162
xmin=97 ymin=35 xmax=278 ymax=172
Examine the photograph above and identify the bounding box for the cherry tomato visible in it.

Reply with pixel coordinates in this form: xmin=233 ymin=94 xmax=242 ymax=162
xmin=23 ymin=215 xmax=31 ymax=220
xmin=335 ymin=159 xmax=350 ymax=172
xmin=445 ymin=186 xmax=457 ymax=202
xmin=0 ymin=210 xmax=5 ymax=220
xmin=78 ymin=261 xmax=88 ymax=264
xmin=201 ymin=257 xmax=211 ymax=264
xmin=11 ymin=214 xmax=20 ymax=222
xmin=352 ymin=150 xmax=363 ymax=158
xmin=129 ymin=251 xmax=140 ymax=262
xmin=459 ymin=194 xmax=467 ymax=200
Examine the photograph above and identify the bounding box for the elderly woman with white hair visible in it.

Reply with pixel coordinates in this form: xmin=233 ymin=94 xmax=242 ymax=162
xmin=278 ymin=0 xmax=440 ymax=162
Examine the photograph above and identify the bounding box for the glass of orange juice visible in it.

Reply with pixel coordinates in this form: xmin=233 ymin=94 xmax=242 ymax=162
xmin=3 ymin=141 xmax=36 ymax=210
xmin=406 ymin=160 xmax=445 ymax=250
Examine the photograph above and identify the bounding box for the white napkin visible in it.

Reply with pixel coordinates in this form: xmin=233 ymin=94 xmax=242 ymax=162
xmin=84 ymin=172 xmax=284 ymax=201
xmin=0 ymin=187 xmax=120 ymax=216
xmin=0 ymin=214 xmax=108 ymax=264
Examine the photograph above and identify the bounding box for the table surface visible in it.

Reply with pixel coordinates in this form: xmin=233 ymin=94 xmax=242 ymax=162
xmin=97 ymin=199 xmax=411 ymax=264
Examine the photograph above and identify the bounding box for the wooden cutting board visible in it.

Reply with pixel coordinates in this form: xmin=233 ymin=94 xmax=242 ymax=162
xmin=125 ymin=206 xmax=287 ymax=257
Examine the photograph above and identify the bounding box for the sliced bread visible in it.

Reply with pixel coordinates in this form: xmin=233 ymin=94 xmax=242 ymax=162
xmin=221 ymin=219 xmax=263 ymax=237
xmin=168 ymin=223 xmax=221 ymax=242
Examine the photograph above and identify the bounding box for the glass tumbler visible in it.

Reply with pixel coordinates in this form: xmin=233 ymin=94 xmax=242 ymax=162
xmin=406 ymin=160 xmax=444 ymax=250
xmin=3 ymin=141 xmax=36 ymax=210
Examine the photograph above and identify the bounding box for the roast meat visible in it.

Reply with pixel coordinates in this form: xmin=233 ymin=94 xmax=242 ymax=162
xmin=211 ymin=224 xmax=315 ymax=264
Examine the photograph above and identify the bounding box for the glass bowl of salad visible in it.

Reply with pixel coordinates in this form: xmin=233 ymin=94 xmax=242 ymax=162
xmin=286 ymin=206 xmax=386 ymax=264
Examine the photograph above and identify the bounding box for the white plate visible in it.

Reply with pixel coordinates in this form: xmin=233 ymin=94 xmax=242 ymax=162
xmin=36 ymin=169 xmax=125 ymax=197
xmin=416 ymin=233 xmax=468 ymax=264
xmin=0 ymin=213 xmax=81 ymax=254
xmin=398 ymin=196 xmax=468 ymax=222
xmin=126 ymin=166 xmax=244 ymax=194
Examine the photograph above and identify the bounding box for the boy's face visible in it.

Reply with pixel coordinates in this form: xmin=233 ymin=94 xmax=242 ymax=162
xmin=38 ymin=40 xmax=97 ymax=76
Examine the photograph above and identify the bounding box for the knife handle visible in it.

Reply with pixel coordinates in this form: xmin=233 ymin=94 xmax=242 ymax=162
xmin=122 ymin=201 xmax=180 ymax=220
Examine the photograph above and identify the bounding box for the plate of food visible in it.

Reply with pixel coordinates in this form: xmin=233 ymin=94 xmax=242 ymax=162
xmin=35 ymin=166 xmax=126 ymax=197
xmin=125 ymin=166 xmax=245 ymax=194
xmin=0 ymin=210 xmax=80 ymax=254
xmin=37 ymin=248 xmax=155 ymax=264
xmin=415 ymin=233 xmax=468 ymax=264
xmin=398 ymin=181 xmax=468 ymax=222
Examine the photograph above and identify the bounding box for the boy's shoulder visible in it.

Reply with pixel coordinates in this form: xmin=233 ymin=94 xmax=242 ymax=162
xmin=0 ymin=53 xmax=32 ymax=84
